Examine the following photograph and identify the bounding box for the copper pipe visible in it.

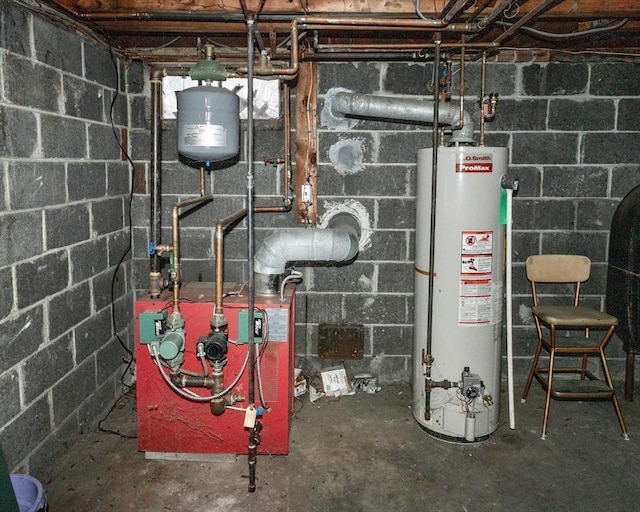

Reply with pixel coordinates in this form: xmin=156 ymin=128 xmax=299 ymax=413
xmin=171 ymin=194 xmax=214 ymax=312
xmin=210 ymin=83 xmax=294 ymax=323
xmin=297 ymin=16 xmax=482 ymax=31
xmin=282 ymin=81 xmax=293 ymax=206
xmin=213 ymin=208 xmax=249 ymax=326
xmin=200 ymin=167 xmax=206 ymax=196
xmin=313 ymin=42 xmax=495 ymax=51
xmin=238 ymin=15 xmax=484 ymax=77
xmin=237 ymin=20 xmax=299 ymax=77
xmin=76 ymin=11 xmax=247 ymax=21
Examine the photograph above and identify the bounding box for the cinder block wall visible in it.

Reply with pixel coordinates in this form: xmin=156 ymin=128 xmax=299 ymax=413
xmin=0 ymin=1 xmax=143 ymax=474
xmin=309 ymin=60 xmax=640 ymax=382
xmin=132 ymin=59 xmax=639 ymax=387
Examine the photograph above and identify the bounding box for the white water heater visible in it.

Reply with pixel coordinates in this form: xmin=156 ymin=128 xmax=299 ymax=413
xmin=411 ymin=145 xmax=508 ymax=442
xmin=176 ymin=86 xmax=240 ymax=162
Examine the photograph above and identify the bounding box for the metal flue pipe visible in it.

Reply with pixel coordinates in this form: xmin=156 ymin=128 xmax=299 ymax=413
xmin=253 ymin=213 xmax=361 ymax=295
xmin=330 ymin=92 xmax=475 ymax=144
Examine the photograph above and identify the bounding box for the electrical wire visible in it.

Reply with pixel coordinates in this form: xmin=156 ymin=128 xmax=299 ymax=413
xmin=499 ymin=47 xmax=640 ymax=59
xmin=97 ymin=386 xmax=137 ymax=439
xmin=150 ymin=345 xmax=249 ymax=402
xmin=496 ymin=18 xmax=629 ymax=40
xmin=107 ymin=45 xmax=137 ymax=388
xmin=254 ymin=308 xmax=270 ymax=410
xmin=222 ymin=304 xmax=272 ymax=410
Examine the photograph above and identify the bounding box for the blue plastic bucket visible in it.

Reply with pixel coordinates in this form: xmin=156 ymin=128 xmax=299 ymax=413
xmin=9 ymin=474 xmax=46 ymax=512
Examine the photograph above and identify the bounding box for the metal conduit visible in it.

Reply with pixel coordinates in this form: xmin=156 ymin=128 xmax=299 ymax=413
xmin=425 ymin=39 xmax=442 ymax=421
xmin=148 ymin=69 xmax=164 ymax=297
xmin=246 ymin=18 xmax=258 ymax=494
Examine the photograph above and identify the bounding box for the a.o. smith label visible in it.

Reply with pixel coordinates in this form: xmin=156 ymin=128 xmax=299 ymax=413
xmin=456 ymin=154 xmax=493 ymax=173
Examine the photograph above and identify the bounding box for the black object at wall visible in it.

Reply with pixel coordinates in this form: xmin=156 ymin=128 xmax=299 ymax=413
xmin=607 ymin=184 xmax=640 ymax=401
xmin=0 ymin=443 xmax=19 ymax=512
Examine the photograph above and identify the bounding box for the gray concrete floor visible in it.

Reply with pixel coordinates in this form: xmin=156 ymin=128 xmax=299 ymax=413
xmin=42 ymin=382 xmax=640 ymax=512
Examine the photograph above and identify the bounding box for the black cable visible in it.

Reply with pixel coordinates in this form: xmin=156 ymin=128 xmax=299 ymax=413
xmin=108 ymin=45 xmax=136 ymax=387
xmin=97 ymin=386 xmax=137 ymax=439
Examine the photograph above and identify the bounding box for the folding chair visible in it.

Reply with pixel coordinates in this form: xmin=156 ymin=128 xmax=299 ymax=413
xmin=521 ymin=254 xmax=629 ymax=440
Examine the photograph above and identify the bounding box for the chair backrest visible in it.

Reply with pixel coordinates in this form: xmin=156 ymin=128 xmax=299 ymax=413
xmin=526 ymin=254 xmax=591 ymax=307
xmin=526 ymin=254 xmax=591 ymax=284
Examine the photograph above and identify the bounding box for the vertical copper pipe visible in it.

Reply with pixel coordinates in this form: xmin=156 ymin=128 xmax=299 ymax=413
xmin=170 ymin=194 xmax=214 ymax=312
xmin=200 ymin=167 xmax=206 ymax=196
xmin=213 ymin=208 xmax=249 ymax=324
xmin=283 ymin=81 xmax=293 ymax=206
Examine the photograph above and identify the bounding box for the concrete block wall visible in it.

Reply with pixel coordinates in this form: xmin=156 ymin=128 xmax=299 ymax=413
xmin=310 ymin=60 xmax=640 ymax=382
xmin=132 ymin=58 xmax=639 ymax=387
xmin=0 ymin=0 xmax=143 ymax=474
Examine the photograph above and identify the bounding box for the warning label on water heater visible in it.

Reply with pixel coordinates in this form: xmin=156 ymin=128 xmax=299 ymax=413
xmin=182 ymin=124 xmax=227 ymax=147
xmin=456 ymin=154 xmax=493 ymax=173
xmin=459 ymin=286 xmax=492 ymax=325
xmin=459 ymin=231 xmax=494 ymax=325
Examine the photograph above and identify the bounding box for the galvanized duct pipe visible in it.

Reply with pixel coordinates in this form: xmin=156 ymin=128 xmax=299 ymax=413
xmin=330 ymin=92 xmax=475 ymax=144
xmin=254 ymin=213 xmax=361 ymax=295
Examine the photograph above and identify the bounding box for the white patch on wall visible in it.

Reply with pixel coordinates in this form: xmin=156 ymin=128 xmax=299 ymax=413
xmin=358 ymin=274 xmax=373 ymax=291
xmin=518 ymin=303 xmax=532 ymax=324
xmin=319 ymin=199 xmax=373 ymax=252
xmin=320 ymin=87 xmax=359 ymax=130
xmin=370 ymin=352 xmax=386 ymax=374
xmin=329 ymin=138 xmax=365 ymax=175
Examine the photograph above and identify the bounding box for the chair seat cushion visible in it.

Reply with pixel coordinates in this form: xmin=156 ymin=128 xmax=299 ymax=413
xmin=532 ymin=305 xmax=618 ymax=327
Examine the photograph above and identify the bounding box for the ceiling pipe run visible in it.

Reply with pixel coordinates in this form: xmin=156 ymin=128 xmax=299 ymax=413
xmin=330 ymin=92 xmax=475 ymax=144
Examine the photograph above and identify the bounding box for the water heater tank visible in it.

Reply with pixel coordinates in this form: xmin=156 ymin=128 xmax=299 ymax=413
xmin=176 ymin=86 xmax=240 ymax=162
xmin=412 ymin=146 xmax=508 ymax=442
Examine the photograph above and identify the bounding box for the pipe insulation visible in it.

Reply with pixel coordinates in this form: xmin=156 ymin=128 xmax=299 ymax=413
xmin=330 ymin=92 xmax=475 ymax=143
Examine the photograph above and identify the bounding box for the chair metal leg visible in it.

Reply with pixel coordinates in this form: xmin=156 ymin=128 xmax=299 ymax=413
xmin=522 ymin=340 xmax=543 ymax=402
xmin=580 ymin=354 xmax=588 ymax=380
xmin=541 ymin=349 xmax=556 ymax=440
xmin=599 ymin=349 xmax=630 ymax=440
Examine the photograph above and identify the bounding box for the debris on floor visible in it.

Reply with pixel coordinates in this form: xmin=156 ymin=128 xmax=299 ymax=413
xmin=353 ymin=373 xmax=381 ymax=394
xmin=320 ymin=365 xmax=354 ymax=397
xmin=294 ymin=368 xmax=307 ymax=398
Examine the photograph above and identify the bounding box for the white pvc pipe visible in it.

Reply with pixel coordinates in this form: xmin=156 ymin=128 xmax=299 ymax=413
xmin=505 ymin=187 xmax=515 ymax=430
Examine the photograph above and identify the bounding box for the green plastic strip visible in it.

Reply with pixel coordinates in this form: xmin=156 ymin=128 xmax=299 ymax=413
xmin=499 ymin=188 xmax=508 ymax=225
